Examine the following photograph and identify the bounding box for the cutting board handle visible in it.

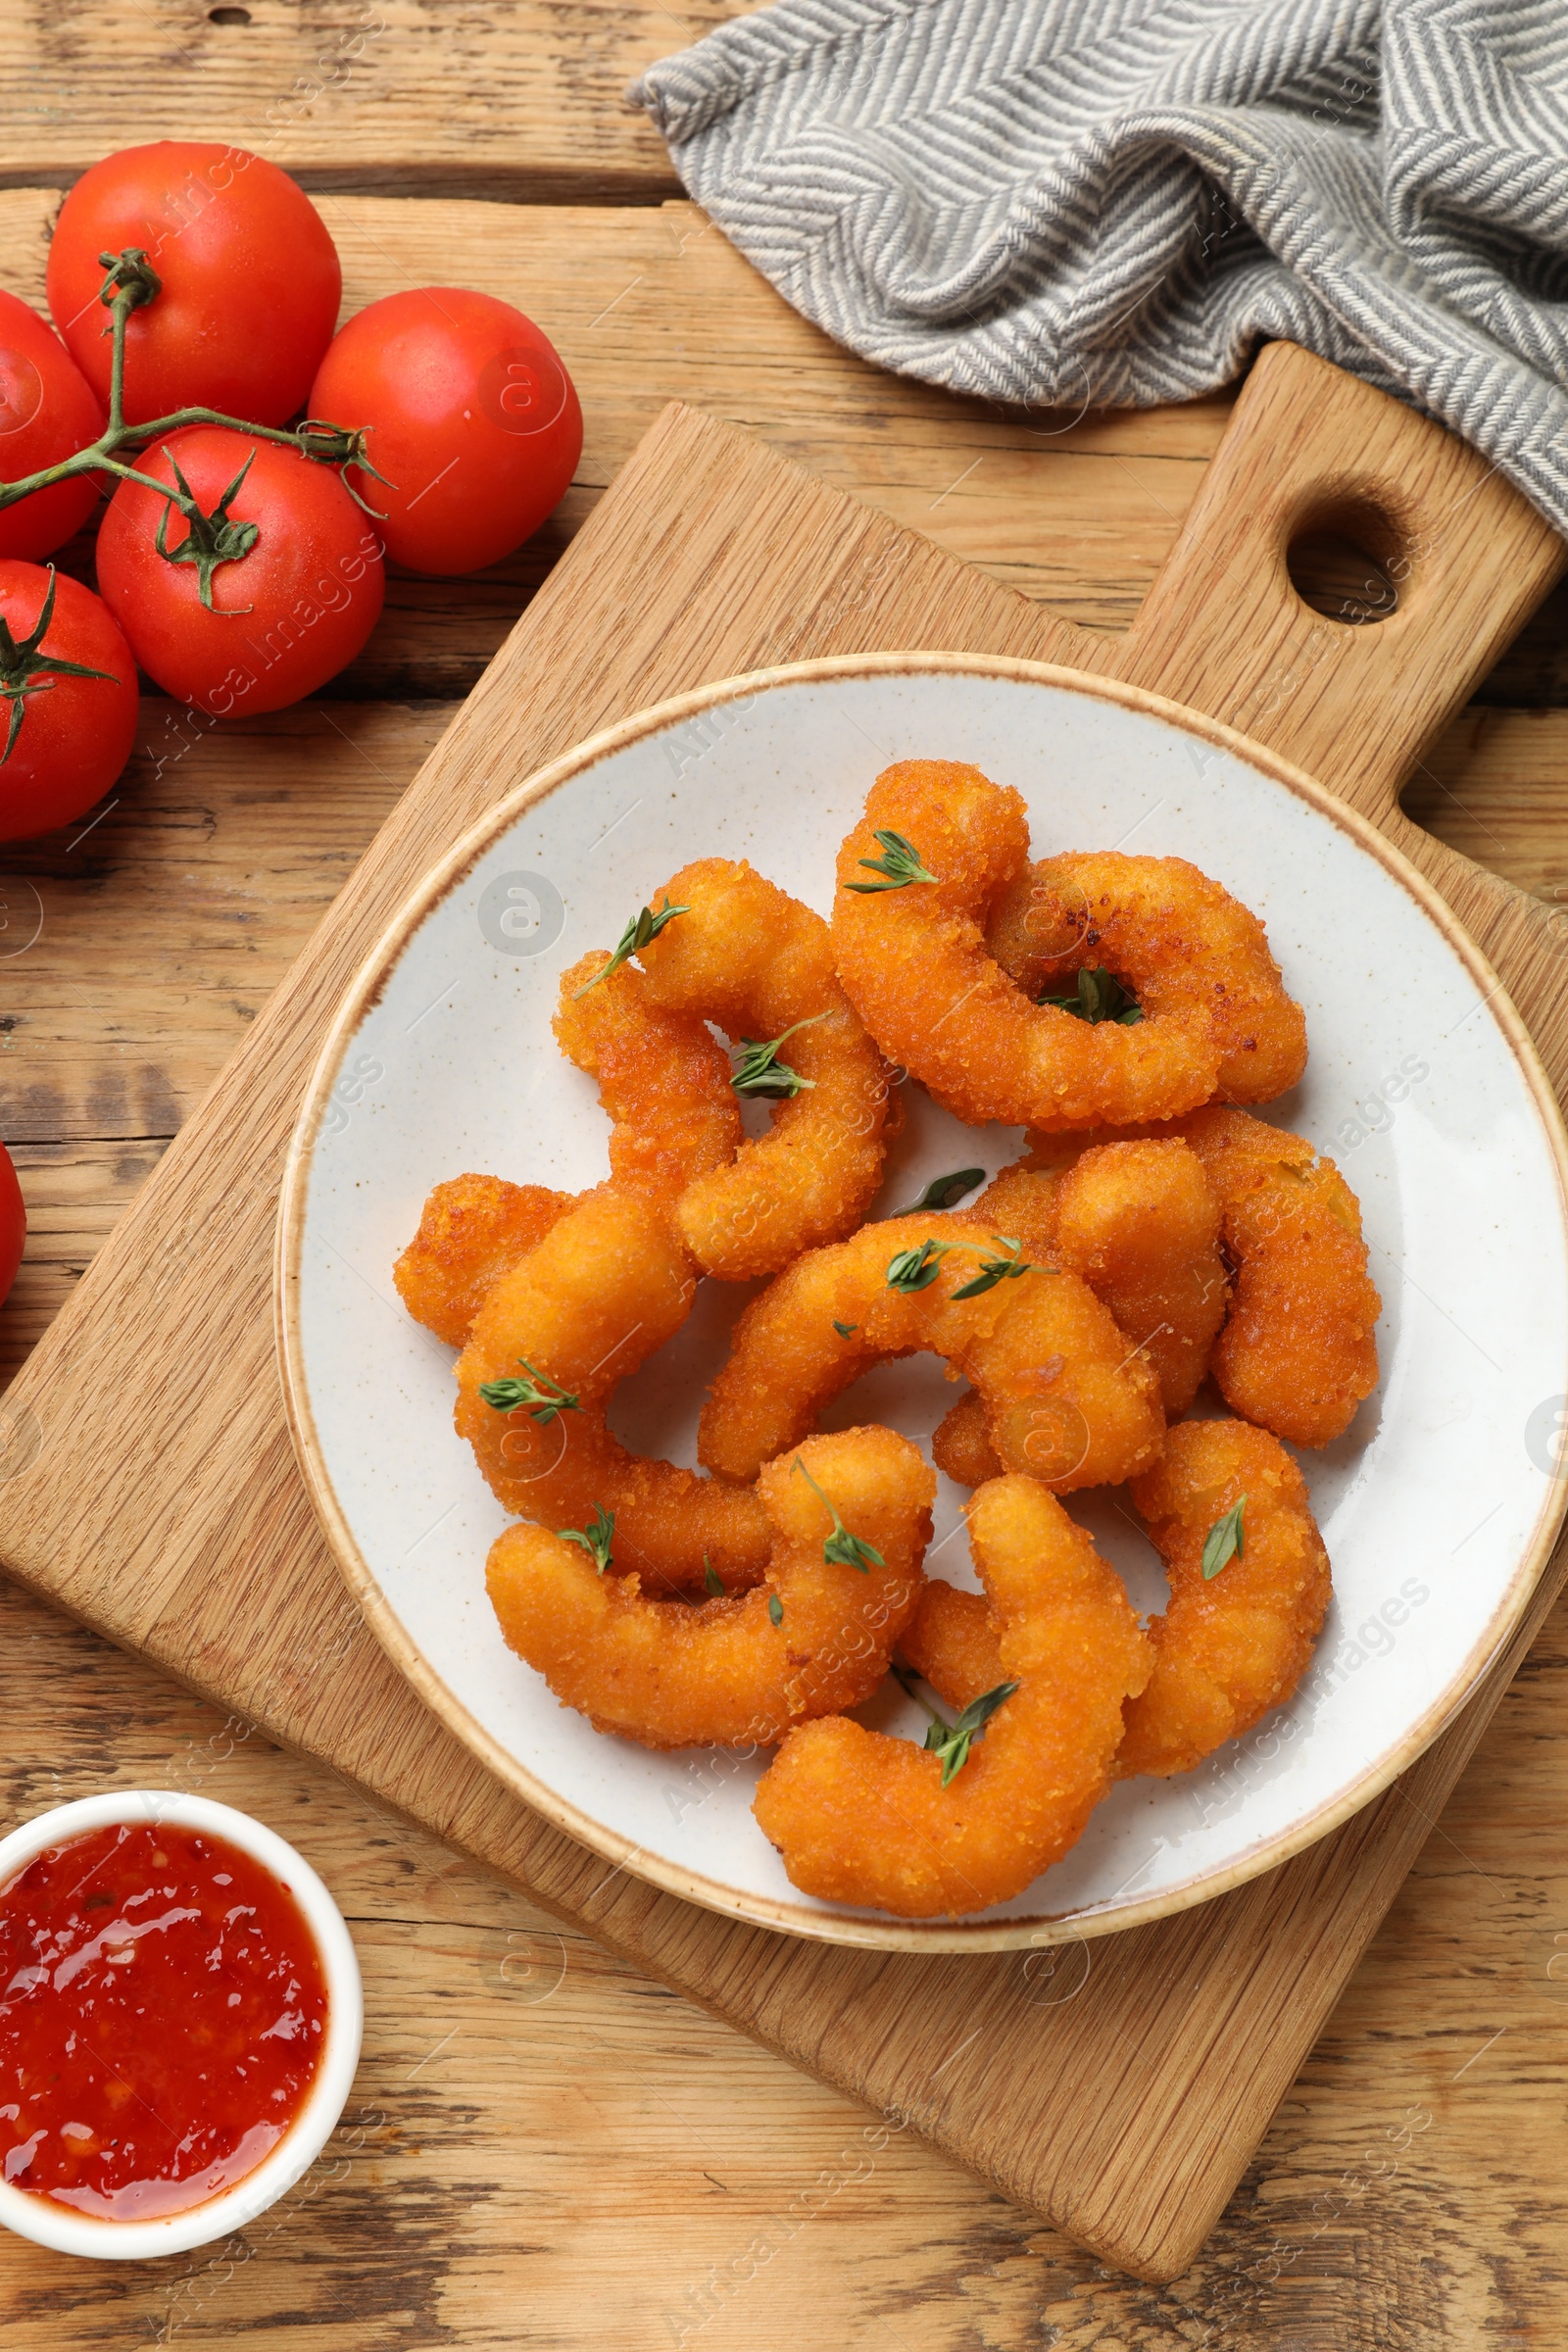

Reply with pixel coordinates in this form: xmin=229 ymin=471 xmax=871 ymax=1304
xmin=1113 ymin=342 xmax=1565 ymax=832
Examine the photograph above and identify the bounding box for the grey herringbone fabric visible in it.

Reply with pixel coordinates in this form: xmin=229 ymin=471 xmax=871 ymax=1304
xmin=631 ymin=0 xmax=1568 ymax=536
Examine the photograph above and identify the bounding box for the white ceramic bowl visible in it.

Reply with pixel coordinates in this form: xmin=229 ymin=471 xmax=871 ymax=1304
xmin=0 ymin=1791 xmax=363 ymax=2261
xmin=278 ymin=653 xmax=1568 ymax=1951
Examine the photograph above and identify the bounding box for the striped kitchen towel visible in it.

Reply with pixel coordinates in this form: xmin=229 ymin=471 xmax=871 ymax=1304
xmin=631 ymin=0 xmax=1568 ymax=537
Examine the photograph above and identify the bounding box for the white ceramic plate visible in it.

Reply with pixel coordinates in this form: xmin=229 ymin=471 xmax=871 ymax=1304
xmin=277 ymin=655 xmax=1568 ymax=1953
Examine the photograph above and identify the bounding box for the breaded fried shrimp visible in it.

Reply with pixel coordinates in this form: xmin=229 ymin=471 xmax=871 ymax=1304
xmin=394 ymin=1174 xmax=574 ymax=1347
xmin=633 ymin=858 xmax=893 ymax=1278
xmin=831 ymin=763 xmax=1220 ymax=1129
xmin=931 ymin=1392 xmax=1001 ymax=1489
xmin=485 ymin=1428 xmax=933 ymax=1750
xmin=1052 ymin=1141 xmax=1228 ymax=1415
xmin=456 ymin=1187 xmax=769 ymax=1592
xmin=1169 ymin=1105 xmax=1380 ymax=1446
xmin=395 ymin=956 xmax=738 ymax=1348
xmin=1045 ymin=1108 xmax=1382 ymax=1444
xmin=901 ymin=1579 xmax=1001 ymax=1712
xmin=1120 ymin=1419 xmax=1331 ymax=1777
xmin=700 ymin=1213 xmax=1164 ymax=1494
xmin=932 ymin=1138 xmax=1226 ymax=1485
xmin=989 ymin=852 xmax=1307 ymax=1112
xmin=553 ymin=949 xmax=741 ymax=1202
xmin=753 ymin=1475 xmax=1152 ymax=1916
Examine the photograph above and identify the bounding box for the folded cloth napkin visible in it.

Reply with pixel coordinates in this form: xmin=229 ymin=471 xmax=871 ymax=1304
xmin=631 ymin=0 xmax=1568 ymax=537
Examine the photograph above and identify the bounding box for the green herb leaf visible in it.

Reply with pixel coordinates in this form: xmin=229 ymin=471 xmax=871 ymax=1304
xmin=572 ymin=897 xmax=689 ymax=997
xmin=768 ymin=1592 xmax=784 ymax=1627
xmin=704 ymin=1557 xmax=724 ymax=1598
xmin=1039 ymin=967 xmax=1143 ymax=1026
xmin=845 ymin=829 xmax=937 ymax=894
xmin=153 ymin=444 xmax=262 ymax=612
xmin=731 ymin=1011 xmax=828 ymax=1100
xmin=896 ymin=1168 xmax=985 ymax=1215
xmin=885 ymin=1237 xmax=952 ymax=1294
xmin=922 ymin=1680 xmax=1019 ymax=1787
xmin=832 ymin=1320 xmax=858 ymax=1338
xmin=1201 ymin=1496 xmax=1247 ymax=1581
xmin=0 ymin=565 xmax=121 ymax=764
xmin=951 ymin=1234 xmax=1032 ymax=1300
xmin=559 ymin=1504 xmax=614 ymax=1574
xmin=791 ymin=1458 xmax=885 ymax=1574
xmin=477 ymin=1357 xmax=580 ymax=1423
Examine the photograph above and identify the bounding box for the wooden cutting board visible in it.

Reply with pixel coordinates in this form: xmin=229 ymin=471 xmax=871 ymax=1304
xmin=3 ymin=340 xmax=1565 ymax=2286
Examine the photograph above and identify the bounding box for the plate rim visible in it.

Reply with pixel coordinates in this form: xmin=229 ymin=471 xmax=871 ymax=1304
xmin=274 ymin=649 xmax=1568 ymax=1953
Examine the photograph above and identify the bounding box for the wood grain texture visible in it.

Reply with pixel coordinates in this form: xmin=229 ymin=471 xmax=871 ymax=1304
xmin=4 ymin=1563 xmax=1566 ymax=2346
xmin=2 ymin=347 xmax=1564 ymax=2281
xmin=1 ymin=0 xmax=747 ymax=203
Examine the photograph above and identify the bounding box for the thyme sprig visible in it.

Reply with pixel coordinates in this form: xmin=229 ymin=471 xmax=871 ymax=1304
xmin=559 ymin=1505 xmax=614 ymax=1574
xmin=892 ymin=1663 xmax=1019 ymax=1787
xmin=1039 ymin=967 xmax=1143 ymax=1025
xmin=951 ymin=1234 xmax=1032 ymax=1300
xmin=572 ymin=898 xmax=688 ymax=996
xmin=845 ymin=829 xmax=936 ymax=893
xmin=1201 ymin=1496 xmax=1247 ymax=1580
xmin=791 ymin=1458 xmax=885 ymax=1573
xmin=731 ymin=1011 xmax=828 ymax=1100
xmin=885 ymin=1237 xmax=953 ymax=1294
xmin=887 ymin=1233 xmax=1032 ymax=1298
xmin=896 ymin=1168 xmax=984 ymax=1215
xmin=478 ymin=1357 xmax=580 ymax=1423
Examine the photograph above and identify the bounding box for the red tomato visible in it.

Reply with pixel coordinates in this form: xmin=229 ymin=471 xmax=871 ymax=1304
xmin=307 ymin=287 xmax=582 ymax=575
xmin=0 ymin=563 xmax=138 ymax=842
xmin=95 ymin=426 xmax=384 ymax=716
xmin=46 ymin=143 xmax=341 ymax=429
xmin=0 ymin=291 xmax=106 ymax=561
xmin=0 ymin=1141 xmax=22 ymax=1308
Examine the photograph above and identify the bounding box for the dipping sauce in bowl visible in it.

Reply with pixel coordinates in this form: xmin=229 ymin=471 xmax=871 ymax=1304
xmin=0 ymin=1793 xmax=362 ymax=2261
xmin=0 ymin=1821 xmax=326 ymax=2219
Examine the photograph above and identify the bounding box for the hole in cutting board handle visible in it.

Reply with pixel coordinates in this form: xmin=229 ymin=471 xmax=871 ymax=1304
xmin=1287 ymin=495 xmax=1406 ymax=627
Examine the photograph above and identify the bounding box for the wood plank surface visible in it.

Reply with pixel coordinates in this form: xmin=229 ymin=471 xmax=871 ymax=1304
xmin=5 ymin=343 xmax=1567 ymax=2288
xmin=0 ymin=169 xmax=1566 ymax=2336
xmin=1 ymin=0 xmax=749 ymax=203
xmin=2 ymin=1558 xmax=1566 ymax=2349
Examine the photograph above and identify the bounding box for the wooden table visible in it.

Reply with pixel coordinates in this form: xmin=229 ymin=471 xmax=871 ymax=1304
xmin=3 ymin=9 xmax=1567 ymax=2343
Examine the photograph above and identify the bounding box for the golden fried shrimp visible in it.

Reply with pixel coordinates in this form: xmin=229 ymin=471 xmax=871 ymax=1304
xmin=485 ymin=1428 xmax=933 ymax=1750
xmin=394 ymin=1174 xmax=574 ymax=1348
xmin=455 ymin=1186 xmax=769 ymax=1593
xmin=988 ymin=851 xmax=1307 ymax=1112
xmin=753 ymin=1475 xmax=1152 ymax=1917
xmin=553 ymin=949 xmax=740 ymax=1203
xmin=1166 ymin=1105 xmax=1380 ymax=1447
xmin=931 ymin=1137 xmax=1226 ymax=1485
xmin=396 ymin=956 xmax=737 ymax=1348
xmin=830 ymin=762 xmax=1220 ymax=1129
xmin=1120 ymin=1418 xmax=1331 ymax=1777
xmin=1052 ymin=1141 xmax=1227 ymax=1414
xmin=700 ymin=1212 xmax=1164 ymax=1494
xmin=901 ymin=1578 xmax=1001 ymax=1711
xmin=1015 ymin=1107 xmax=1381 ymax=1445
xmin=930 ymin=1393 xmax=1001 ymax=1489
xmin=632 ymin=858 xmax=894 ymax=1279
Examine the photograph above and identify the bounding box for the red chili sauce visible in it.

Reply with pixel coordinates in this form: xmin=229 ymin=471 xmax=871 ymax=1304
xmin=0 ymin=1821 xmax=327 ymax=2221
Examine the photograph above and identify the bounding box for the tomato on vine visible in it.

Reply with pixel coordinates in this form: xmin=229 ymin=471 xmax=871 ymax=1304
xmin=47 ymin=142 xmax=341 ymax=429
xmin=0 ymin=563 xmax=138 ymax=843
xmin=0 ymin=1141 xmax=23 ymax=1311
xmin=95 ymin=426 xmax=385 ymax=716
xmin=308 ymin=287 xmax=582 ymax=575
xmin=0 ymin=292 xmax=106 ymax=562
